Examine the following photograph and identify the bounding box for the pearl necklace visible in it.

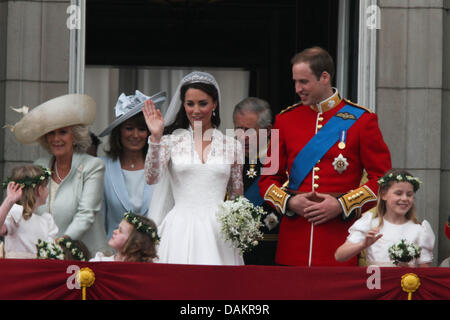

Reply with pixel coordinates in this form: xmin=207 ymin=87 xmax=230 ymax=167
xmin=55 ymin=161 xmax=65 ymax=182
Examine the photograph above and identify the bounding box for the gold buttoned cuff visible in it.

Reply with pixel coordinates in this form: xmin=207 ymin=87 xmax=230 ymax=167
xmin=338 ymin=185 xmax=377 ymax=219
xmin=264 ymin=184 xmax=290 ymax=214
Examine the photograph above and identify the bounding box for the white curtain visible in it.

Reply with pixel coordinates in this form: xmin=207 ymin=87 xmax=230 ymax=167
xmin=85 ymin=67 xmax=249 ymax=156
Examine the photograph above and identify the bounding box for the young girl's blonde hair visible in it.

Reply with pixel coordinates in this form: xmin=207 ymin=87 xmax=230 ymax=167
xmin=375 ymin=169 xmax=419 ymax=227
xmin=10 ymin=165 xmax=49 ymax=220
xmin=121 ymin=215 xmax=159 ymax=262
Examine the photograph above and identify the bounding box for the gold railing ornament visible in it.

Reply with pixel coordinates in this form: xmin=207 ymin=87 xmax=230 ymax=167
xmin=76 ymin=267 xmax=95 ymax=300
xmin=401 ymin=273 xmax=420 ymax=300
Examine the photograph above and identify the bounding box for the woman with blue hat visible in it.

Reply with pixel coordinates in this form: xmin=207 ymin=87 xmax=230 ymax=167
xmin=99 ymin=90 xmax=166 ymax=239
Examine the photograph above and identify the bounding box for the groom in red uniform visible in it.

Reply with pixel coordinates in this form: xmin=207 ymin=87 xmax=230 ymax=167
xmin=258 ymin=47 xmax=392 ymax=266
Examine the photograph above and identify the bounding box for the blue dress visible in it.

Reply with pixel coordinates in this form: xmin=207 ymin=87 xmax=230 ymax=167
xmin=101 ymin=156 xmax=153 ymax=239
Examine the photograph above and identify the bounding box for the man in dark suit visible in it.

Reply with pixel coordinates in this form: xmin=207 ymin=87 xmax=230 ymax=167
xmin=233 ymin=97 xmax=281 ymax=265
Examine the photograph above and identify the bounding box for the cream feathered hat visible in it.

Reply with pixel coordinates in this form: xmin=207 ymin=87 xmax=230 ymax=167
xmin=6 ymin=94 xmax=96 ymax=144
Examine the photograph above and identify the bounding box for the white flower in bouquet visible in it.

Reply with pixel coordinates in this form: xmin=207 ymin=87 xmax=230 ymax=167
xmin=388 ymin=239 xmax=421 ymax=266
xmin=217 ymin=196 xmax=268 ymax=255
xmin=36 ymin=239 xmax=64 ymax=260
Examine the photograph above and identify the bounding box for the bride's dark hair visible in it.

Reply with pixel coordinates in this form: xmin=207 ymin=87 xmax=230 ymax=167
xmin=164 ymin=82 xmax=221 ymax=135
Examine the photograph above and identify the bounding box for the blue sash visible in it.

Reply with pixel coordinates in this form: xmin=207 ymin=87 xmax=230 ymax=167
xmin=244 ymin=176 xmax=264 ymax=206
xmin=288 ymin=104 xmax=366 ymax=190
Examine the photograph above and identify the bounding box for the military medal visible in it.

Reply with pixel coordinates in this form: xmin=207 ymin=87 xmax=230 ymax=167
xmin=332 ymin=153 xmax=349 ymax=174
xmin=246 ymin=164 xmax=258 ymax=179
xmin=338 ymin=130 xmax=346 ymax=150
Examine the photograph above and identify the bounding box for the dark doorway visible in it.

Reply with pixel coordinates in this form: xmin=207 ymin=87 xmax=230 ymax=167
xmin=86 ymin=0 xmax=340 ymax=115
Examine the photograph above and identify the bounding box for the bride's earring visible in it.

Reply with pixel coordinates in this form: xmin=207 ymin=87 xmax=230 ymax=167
xmin=213 ymin=110 xmax=216 ymax=117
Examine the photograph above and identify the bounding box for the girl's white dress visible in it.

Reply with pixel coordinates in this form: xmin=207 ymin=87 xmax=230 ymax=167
xmin=90 ymin=252 xmax=115 ymax=261
xmin=145 ymin=127 xmax=244 ymax=265
xmin=346 ymin=212 xmax=435 ymax=266
xmin=4 ymin=204 xmax=58 ymax=258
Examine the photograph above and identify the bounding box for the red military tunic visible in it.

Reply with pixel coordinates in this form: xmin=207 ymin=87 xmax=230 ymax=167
xmin=258 ymin=92 xmax=392 ymax=266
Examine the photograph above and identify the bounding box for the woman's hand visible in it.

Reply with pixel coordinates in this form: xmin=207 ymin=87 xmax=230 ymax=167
xmin=363 ymin=227 xmax=382 ymax=249
xmin=143 ymin=99 xmax=164 ymax=143
xmin=6 ymin=182 xmax=23 ymax=204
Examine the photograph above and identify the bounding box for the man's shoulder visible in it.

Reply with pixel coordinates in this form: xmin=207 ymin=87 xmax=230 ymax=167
xmin=277 ymin=102 xmax=304 ymax=117
xmin=342 ymin=98 xmax=373 ymax=114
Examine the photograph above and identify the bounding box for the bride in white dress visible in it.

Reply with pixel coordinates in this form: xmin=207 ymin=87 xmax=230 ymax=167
xmin=143 ymin=71 xmax=244 ymax=265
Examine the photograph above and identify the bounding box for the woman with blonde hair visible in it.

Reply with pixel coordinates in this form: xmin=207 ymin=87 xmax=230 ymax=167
xmin=8 ymin=94 xmax=110 ymax=255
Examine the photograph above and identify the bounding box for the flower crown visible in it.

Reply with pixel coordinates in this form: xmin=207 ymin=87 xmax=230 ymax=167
xmin=2 ymin=166 xmax=51 ymax=190
xmin=57 ymin=238 xmax=87 ymax=261
xmin=123 ymin=211 xmax=160 ymax=242
xmin=378 ymin=172 xmax=422 ymax=192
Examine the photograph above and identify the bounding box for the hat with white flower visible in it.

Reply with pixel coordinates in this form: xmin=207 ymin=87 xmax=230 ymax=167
xmin=98 ymin=90 xmax=166 ymax=137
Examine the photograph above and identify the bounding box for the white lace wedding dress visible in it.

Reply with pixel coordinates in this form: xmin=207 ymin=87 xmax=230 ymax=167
xmin=145 ymin=127 xmax=244 ymax=265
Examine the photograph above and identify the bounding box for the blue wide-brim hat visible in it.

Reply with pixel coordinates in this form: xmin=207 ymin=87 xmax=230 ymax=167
xmin=99 ymin=90 xmax=166 ymax=137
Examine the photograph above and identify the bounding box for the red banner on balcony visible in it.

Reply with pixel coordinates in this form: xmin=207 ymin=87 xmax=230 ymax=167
xmin=0 ymin=259 xmax=448 ymax=300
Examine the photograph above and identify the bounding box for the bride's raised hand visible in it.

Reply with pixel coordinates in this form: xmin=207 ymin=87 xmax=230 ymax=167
xmin=143 ymin=99 xmax=164 ymax=143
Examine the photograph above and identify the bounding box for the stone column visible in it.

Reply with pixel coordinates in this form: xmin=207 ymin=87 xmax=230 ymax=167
xmin=377 ymin=0 xmax=448 ymax=265
xmin=0 ymin=0 xmax=70 ymax=182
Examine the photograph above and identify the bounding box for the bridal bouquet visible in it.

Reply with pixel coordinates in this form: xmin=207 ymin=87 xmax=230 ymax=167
xmin=36 ymin=239 xmax=64 ymax=260
xmin=388 ymin=239 xmax=421 ymax=266
xmin=217 ymin=196 xmax=267 ymax=255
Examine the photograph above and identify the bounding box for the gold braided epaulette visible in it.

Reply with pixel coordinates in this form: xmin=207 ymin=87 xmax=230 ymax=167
xmin=343 ymin=99 xmax=372 ymax=114
xmin=279 ymin=103 xmax=302 ymax=115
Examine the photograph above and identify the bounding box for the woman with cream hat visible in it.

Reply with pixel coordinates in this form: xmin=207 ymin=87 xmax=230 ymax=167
xmin=8 ymin=94 xmax=110 ymax=255
xmin=98 ymin=90 xmax=166 ymax=239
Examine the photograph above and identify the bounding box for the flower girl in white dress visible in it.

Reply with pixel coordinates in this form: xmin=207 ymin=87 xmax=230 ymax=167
xmin=90 ymin=211 xmax=159 ymax=262
xmin=335 ymin=169 xmax=435 ymax=267
xmin=143 ymin=71 xmax=244 ymax=266
xmin=0 ymin=165 xmax=58 ymax=259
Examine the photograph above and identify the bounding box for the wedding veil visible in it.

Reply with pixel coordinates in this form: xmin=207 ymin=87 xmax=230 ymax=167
xmin=147 ymin=71 xmax=222 ymax=227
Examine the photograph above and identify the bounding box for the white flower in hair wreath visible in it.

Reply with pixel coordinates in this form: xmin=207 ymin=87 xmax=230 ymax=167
xmin=2 ymin=166 xmax=51 ymax=190
xmin=377 ymin=173 xmax=422 ymax=192
xmin=56 ymin=238 xmax=87 ymax=261
xmin=123 ymin=211 xmax=160 ymax=242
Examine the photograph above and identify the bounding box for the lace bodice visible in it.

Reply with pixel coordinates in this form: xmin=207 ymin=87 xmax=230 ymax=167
xmin=145 ymin=127 xmax=244 ymax=203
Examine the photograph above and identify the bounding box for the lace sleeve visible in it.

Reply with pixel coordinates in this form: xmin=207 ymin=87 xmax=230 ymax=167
xmin=144 ymin=136 xmax=171 ymax=185
xmin=227 ymin=139 xmax=244 ymax=199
